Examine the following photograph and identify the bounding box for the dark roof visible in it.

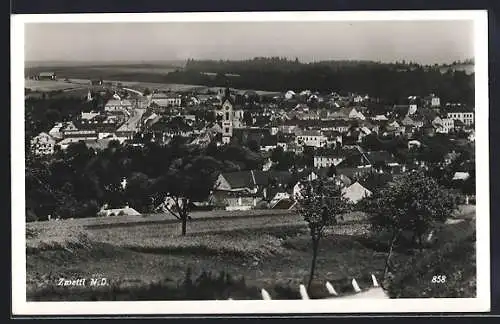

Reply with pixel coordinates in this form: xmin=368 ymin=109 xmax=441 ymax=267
xmin=261 ymin=135 xmax=278 ymax=147
xmin=222 ymin=171 xmax=255 ymax=189
xmin=221 ymin=87 xmax=235 ymax=106
xmin=220 ymin=170 xmax=294 ymax=189
xmin=358 ymin=173 xmax=393 ymax=192
xmin=336 ymin=150 xmax=370 ymax=168
xmin=336 ymin=167 xmax=372 ymax=180
xmin=364 ymin=150 xmax=397 ymax=165
xmin=271 ymin=199 xmax=296 ymax=210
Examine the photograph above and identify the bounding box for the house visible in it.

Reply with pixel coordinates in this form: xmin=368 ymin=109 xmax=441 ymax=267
xmin=81 ymin=111 xmax=101 ymax=121
xmin=408 ymin=140 xmax=422 ymax=150
xmin=97 ymin=206 xmax=141 ymax=217
xmin=142 ymin=112 xmax=161 ymax=128
xmin=364 ymin=150 xmax=400 ymax=170
xmin=295 ymin=130 xmax=327 ymax=147
xmin=372 ymin=115 xmax=389 ymax=121
xmin=314 ymin=149 xmax=345 ymax=168
xmin=90 ymin=79 xmax=103 ymax=86
xmin=358 ymin=172 xmax=393 ymax=192
xmin=37 ymin=72 xmax=56 ymax=80
xmin=30 ymin=132 xmax=56 ymax=155
xmin=330 ymin=107 xmax=365 ymax=120
xmin=434 ymin=117 xmax=455 ymax=133
xmin=260 ymin=135 xmax=278 ymax=152
xmin=347 ymin=107 xmax=366 ymax=120
xmin=452 ymin=172 xmax=470 ymax=181
xmin=105 ymin=99 xmax=133 ymax=112
xmin=213 ymin=170 xmax=294 ymax=209
xmin=48 ymin=122 xmax=76 ymax=140
xmin=151 ymin=93 xmax=182 ymax=107
xmin=341 ymin=181 xmax=372 ymax=204
xmin=401 ymin=115 xmax=424 ymax=128
xmin=447 ymin=112 xmax=474 ymax=126
xmin=61 ymin=129 xmax=98 ymax=140
xmin=269 ymin=192 xmax=292 ymax=208
xmin=424 ymin=93 xmax=441 ymax=108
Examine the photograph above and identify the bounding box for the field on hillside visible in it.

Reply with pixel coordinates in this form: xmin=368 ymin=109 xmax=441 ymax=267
xmin=26 ymin=207 xmax=476 ymax=301
xmin=25 ymin=79 xmax=87 ymax=92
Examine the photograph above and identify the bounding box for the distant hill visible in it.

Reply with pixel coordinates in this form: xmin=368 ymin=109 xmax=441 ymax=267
xmin=25 ymin=60 xmax=187 ymax=69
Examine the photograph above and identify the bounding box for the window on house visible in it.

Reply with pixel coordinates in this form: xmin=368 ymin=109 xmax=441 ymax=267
xmin=225 ymin=112 xmax=230 ymax=120
xmin=225 ymin=127 xmax=230 ymax=134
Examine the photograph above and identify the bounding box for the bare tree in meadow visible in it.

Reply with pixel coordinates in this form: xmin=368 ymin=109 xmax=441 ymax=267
xmin=296 ymin=178 xmax=350 ymax=291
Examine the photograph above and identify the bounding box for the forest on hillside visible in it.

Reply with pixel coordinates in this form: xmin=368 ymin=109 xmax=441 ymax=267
xmin=164 ymin=58 xmax=474 ymax=105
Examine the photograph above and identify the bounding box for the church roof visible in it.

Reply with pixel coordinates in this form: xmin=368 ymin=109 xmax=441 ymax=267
xmin=221 ymin=87 xmax=235 ymax=105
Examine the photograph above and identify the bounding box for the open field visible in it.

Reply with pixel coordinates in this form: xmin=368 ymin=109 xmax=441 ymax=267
xmin=26 ymin=206 xmax=475 ymax=301
xmin=83 ymin=67 xmax=178 ymax=74
xmin=25 ymin=79 xmax=88 ymax=92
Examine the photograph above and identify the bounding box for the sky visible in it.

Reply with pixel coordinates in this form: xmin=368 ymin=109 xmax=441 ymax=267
xmin=24 ymin=20 xmax=474 ymax=65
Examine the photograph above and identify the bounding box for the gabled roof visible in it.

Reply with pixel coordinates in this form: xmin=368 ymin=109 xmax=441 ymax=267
xmin=219 ymin=170 xmax=295 ymax=190
xmin=221 ymin=171 xmax=255 ymax=189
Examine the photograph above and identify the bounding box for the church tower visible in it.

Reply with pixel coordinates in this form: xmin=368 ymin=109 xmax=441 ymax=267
xmin=87 ymin=89 xmax=93 ymax=102
xmin=221 ymin=87 xmax=234 ymax=144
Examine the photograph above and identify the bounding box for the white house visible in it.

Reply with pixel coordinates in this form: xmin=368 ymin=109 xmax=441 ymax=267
xmin=31 ymin=132 xmax=56 ymax=155
xmin=436 ymin=118 xmax=455 ymax=133
xmin=431 ymin=96 xmax=441 ymax=107
xmin=313 ymin=153 xmax=344 ymax=168
xmin=151 ymin=93 xmax=182 ymax=107
xmin=81 ymin=111 xmax=100 ymax=120
xmin=284 ymin=90 xmax=296 ymax=100
xmin=349 ymin=108 xmax=366 ymax=120
xmin=341 ymin=182 xmax=372 ymax=204
xmin=105 ymin=99 xmax=133 ymax=112
xmin=372 ymin=115 xmax=389 ymax=121
xmin=447 ymin=112 xmax=474 ymax=126
xmin=295 ymin=130 xmax=327 ymax=147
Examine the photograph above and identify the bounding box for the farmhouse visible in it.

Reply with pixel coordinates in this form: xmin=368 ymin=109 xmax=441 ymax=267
xmin=37 ymin=72 xmax=56 ymax=80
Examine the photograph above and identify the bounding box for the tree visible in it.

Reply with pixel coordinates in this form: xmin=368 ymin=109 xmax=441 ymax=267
xmin=362 ymin=171 xmax=459 ymax=283
xmin=155 ymin=155 xmax=222 ymax=235
xmin=296 ymin=179 xmax=350 ymax=290
xmin=243 ymin=111 xmax=253 ymax=126
xmin=270 ymin=146 xmax=284 ymax=163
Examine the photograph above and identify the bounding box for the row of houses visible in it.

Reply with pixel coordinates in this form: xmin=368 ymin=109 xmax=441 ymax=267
xmin=210 ymin=167 xmax=394 ymax=210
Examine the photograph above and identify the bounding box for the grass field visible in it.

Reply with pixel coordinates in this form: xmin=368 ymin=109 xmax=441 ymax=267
xmin=24 ymin=79 xmax=87 ymax=92
xmin=26 ymin=206 xmax=476 ymax=301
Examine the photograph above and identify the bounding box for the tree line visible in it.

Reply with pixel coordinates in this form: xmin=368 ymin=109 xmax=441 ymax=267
xmin=171 ymin=58 xmax=475 ymax=105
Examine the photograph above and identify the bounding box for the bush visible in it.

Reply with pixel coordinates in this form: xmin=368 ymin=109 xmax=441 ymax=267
xmin=26 ymin=209 xmax=38 ymax=222
xmin=387 ymin=230 xmax=476 ymax=298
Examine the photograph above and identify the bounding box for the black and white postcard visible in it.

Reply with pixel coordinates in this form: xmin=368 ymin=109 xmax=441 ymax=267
xmin=11 ymin=10 xmax=490 ymax=315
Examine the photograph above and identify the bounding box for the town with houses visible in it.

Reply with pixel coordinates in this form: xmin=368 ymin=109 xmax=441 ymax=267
xmin=28 ymin=72 xmax=476 ymax=215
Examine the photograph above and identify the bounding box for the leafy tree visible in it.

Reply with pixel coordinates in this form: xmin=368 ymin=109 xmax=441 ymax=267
xmin=296 ymin=179 xmax=350 ymax=290
xmin=243 ymin=111 xmax=253 ymax=126
xmin=270 ymin=146 xmax=284 ymax=163
xmin=362 ymin=171 xmax=459 ymax=282
xmin=124 ymin=172 xmax=152 ymax=212
xmin=247 ymin=140 xmax=260 ymax=153
xmin=154 ymin=156 xmax=222 ymax=235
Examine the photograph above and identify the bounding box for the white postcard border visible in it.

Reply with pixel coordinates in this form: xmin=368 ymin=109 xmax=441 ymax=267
xmin=11 ymin=10 xmax=490 ymax=315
